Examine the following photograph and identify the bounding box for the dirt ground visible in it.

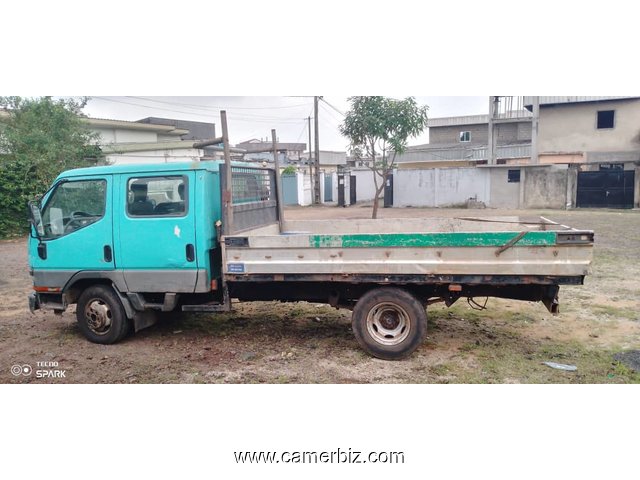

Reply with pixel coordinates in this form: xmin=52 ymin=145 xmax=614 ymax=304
xmin=2 ymin=206 xmax=639 ymax=384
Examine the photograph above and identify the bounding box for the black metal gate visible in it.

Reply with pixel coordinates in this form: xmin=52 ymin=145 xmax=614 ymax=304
xmin=576 ymin=170 xmax=635 ymax=209
xmin=350 ymin=175 xmax=357 ymax=205
xmin=337 ymin=174 xmax=345 ymax=207
xmin=384 ymin=173 xmax=393 ymax=208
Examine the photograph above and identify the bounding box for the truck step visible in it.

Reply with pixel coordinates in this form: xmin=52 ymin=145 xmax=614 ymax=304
xmin=182 ymin=303 xmax=231 ymax=313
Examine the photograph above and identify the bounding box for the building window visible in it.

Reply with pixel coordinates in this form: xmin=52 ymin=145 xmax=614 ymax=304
xmin=507 ymin=169 xmax=521 ymax=183
xmin=597 ymin=110 xmax=615 ymax=129
xmin=459 ymin=131 xmax=471 ymax=142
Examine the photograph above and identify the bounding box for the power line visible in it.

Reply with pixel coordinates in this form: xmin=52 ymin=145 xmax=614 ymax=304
xmin=127 ymin=96 xmax=311 ymax=111
xmin=124 ymin=96 xmax=311 ymax=120
xmin=318 ymin=101 xmax=343 ymax=124
xmin=91 ymin=97 xmax=305 ymax=124
xmin=294 ymin=121 xmax=308 ymax=144
xmin=319 ymin=97 xmax=345 ymax=116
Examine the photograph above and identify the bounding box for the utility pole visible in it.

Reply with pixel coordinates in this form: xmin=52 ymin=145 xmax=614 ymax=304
xmin=313 ymin=96 xmax=321 ymax=204
xmin=272 ymin=129 xmax=284 ymax=232
xmin=308 ymin=115 xmax=314 ymax=203
xmin=220 ymin=110 xmax=233 ymax=235
xmin=487 ymin=96 xmax=500 ymax=165
xmin=531 ymin=96 xmax=540 ymax=165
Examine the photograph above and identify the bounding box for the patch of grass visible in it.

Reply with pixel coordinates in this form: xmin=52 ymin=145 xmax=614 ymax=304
xmin=454 ymin=338 xmax=640 ymax=384
xmin=591 ymin=304 xmax=638 ymax=321
xmin=609 ymin=362 xmax=640 ymax=384
xmin=429 ymin=364 xmax=451 ymax=376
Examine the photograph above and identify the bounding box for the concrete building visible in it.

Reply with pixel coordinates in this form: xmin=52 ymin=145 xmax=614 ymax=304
xmin=85 ymin=117 xmax=207 ymax=164
xmin=301 ymin=150 xmax=347 ymax=171
xmin=137 ymin=117 xmax=216 ymax=141
xmin=395 ymin=109 xmax=533 ymax=166
xmin=523 ymin=96 xmax=640 ymax=166
xmin=517 ymin=96 xmax=640 ymax=209
xmin=427 ymin=113 xmax=532 ymax=147
xmin=236 ymin=138 xmax=306 ymax=164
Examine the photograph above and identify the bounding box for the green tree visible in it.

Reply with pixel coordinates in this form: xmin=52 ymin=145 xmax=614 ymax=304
xmin=340 ymin=96 xmax=428 ymax=218
xmin=0 ymin=96 xmax=100 ymax=237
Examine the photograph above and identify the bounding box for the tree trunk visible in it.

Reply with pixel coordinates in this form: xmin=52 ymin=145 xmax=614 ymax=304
xmin=371 ymin=183 xmax=385 ymax=219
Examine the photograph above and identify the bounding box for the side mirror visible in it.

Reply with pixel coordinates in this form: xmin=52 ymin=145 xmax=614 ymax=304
xmin=28 ymin=201 xmax=45 ymax=238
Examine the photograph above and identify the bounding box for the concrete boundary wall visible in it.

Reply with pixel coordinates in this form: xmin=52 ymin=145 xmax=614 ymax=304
xmin=286 ymin=164 xmax=602 ymax=210
xmin=394 ymin=168 xmax=491 ymax=207
xmin=350 ymin=165 xmax=573 ymax=209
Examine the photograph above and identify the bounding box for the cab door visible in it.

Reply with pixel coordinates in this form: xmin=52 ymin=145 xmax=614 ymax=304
xmin=115 ymin=171 xmax=198 ymax=293
xmin=29 ymin=175 xmax=114 ymax=288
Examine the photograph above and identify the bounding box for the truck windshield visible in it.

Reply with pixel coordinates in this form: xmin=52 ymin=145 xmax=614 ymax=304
xmin=41 ymin=180 xmax=106 ymax=238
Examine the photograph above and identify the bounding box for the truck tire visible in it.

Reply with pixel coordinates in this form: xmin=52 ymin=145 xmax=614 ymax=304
xmin=352 ymin=287 xmax=426 ymax=360
xmin=76 ymin=285 xmax=130 ymax=344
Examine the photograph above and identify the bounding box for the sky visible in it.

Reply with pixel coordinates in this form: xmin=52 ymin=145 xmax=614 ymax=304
xmin=80 ymin=96 xmax=489 ymax=151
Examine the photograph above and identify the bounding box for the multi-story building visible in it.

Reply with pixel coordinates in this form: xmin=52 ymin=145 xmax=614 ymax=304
xmin=395 ymin=107 xmax=533 ymax=167
xmin=523 ymin=96 xmax=640 ymax=166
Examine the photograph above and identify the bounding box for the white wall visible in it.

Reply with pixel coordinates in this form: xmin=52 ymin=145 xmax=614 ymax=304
xmin=488 ymin=168 xmax=520 ymax=209
xmin=434 ymin=168 xmax=490 ymax=206
xmin=394 ymin=169 xmax=435 ymax=206
xmin=319 ymin=172 xmax=325 ymax=203
xmin=296 ymin=172 xmax=313 ymax=206
xmin=393 ymin=168 xmax=490 ymax=207
xmin=106 ymin=148 xmax=204 ymax=165
xmin=351 ymin=169 xmax=380 ymax=202
xmin=93 ymin=127 xmax=160 ymax=145
xmin=331 ymin=172 xmax=339 ymax=204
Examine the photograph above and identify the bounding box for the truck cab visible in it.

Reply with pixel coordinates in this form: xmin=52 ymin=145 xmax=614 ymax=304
xmin=28 ymin=161 xmax=235 ymax=343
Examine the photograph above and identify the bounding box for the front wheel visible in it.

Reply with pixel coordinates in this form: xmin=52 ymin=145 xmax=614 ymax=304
xmin=76 ymin=285 xmax=130 ymax=344
xmin=352 ymin=288 xmax=426 ymax=360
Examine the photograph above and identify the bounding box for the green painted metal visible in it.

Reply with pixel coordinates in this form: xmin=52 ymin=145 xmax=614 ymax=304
xmin=309 ymin=231 xmax=557 ymax=248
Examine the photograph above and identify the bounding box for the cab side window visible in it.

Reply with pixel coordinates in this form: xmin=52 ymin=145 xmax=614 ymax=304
xmin=127 ymin=176 xmax=187 ymax=217
xmin=41 ymin=180 xmax=106 ymax=239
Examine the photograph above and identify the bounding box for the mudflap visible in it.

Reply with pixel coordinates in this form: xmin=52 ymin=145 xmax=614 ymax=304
xmin=542 ymin=285 xmax=560 ymax=315
xmin=28 ymin=292 xmax=40 ymax=313
xmin=112 ymin=285 xmax=158 ymax=333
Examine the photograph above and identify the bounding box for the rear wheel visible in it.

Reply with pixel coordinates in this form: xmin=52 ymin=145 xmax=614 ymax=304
xmin=76 ymin=285 xmax=130 ymax=344
xmin=352 ymin=287 xmax=426 ymax=360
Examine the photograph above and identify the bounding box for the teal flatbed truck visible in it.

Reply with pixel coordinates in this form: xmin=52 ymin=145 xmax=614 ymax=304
xmin=28 ymin=160 xmax=594 ymax=359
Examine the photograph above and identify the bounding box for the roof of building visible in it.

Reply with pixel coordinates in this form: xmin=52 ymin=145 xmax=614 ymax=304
xmin=523 ymin=96 xmax=640 ymax=109
xmin=137 ymin=117 xmax=216 ymax=140
xmin=84 ymin=117 xmax=189 ymax=135
xmin=428 ymin=111 xmax=531 ymax=128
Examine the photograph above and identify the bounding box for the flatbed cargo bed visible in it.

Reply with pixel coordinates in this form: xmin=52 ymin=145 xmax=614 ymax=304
xmin=222 ymin=216 xmax=593 ymax=282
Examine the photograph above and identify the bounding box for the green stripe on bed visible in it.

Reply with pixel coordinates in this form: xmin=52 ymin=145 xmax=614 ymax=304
xmin=309 ymin=231 xmax=557 ymax=248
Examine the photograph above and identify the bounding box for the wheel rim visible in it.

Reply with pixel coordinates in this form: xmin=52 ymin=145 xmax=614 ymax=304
xmin=366 ymin=302 xmax=411 ymax=346
xmin=84 ymin=298 xmax=113 ymax=335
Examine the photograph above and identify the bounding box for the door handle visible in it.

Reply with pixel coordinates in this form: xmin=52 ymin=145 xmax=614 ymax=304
xmin=37 ymin=242 xmax=47 ymax=260
xmin=186 ymin=244 xmax=195 ymax=262
xmin=104 ymin=245 xmax=113 ymax=263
